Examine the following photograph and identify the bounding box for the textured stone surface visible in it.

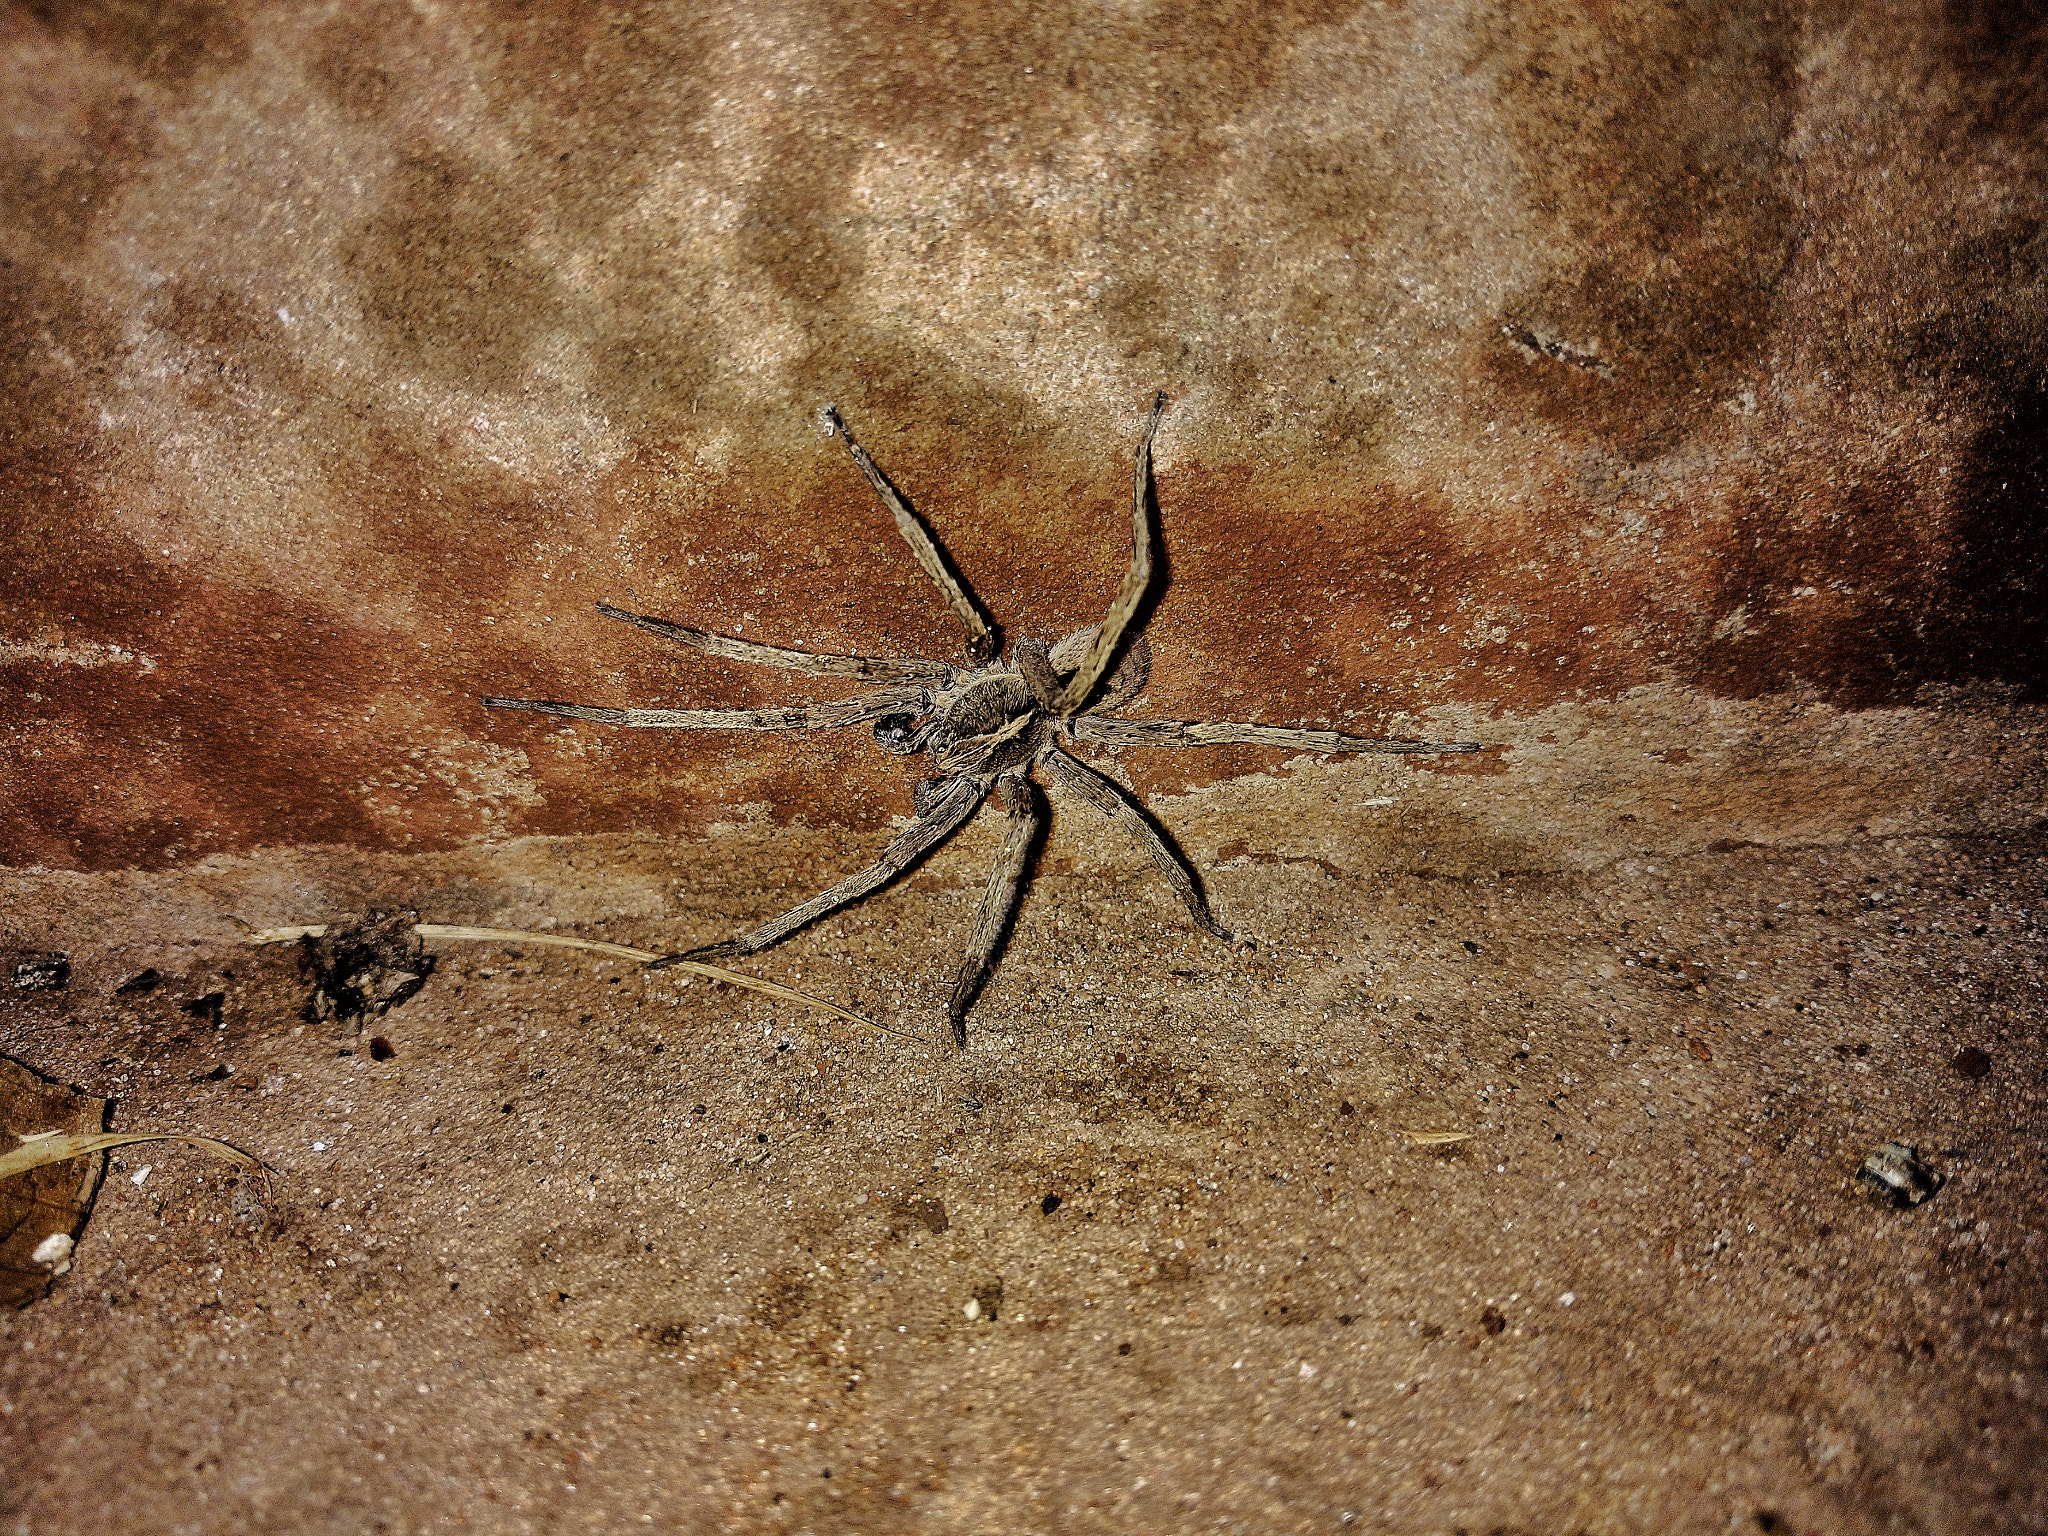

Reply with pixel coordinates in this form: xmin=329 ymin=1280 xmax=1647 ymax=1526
xmin=2 ymin=1 xmax=2045 ymax=1531
xmin=0 ymin=718 xmax=2044 ymax=1532
xmin=3 ymin=0 xmax=2044 ymax=867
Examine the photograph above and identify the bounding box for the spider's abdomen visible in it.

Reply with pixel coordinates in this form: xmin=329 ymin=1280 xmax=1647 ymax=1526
xmin=922 ymin=672 xmax=1045 ymax=777
xmin=943 ymin=675 xmax=1035 ymax=740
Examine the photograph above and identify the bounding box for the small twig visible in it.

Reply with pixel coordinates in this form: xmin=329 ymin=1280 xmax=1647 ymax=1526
xmin=1398 ymin=1128 xmax=1472 ymax=1145
xmin=247 ymin=923 xmax=913 ymax=1041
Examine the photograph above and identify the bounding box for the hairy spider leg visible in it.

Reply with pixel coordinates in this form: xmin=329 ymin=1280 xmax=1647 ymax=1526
xmin=650 ymin=775 xmax=989 ymax=968
xmin=479 ymin=689 xmax=928 ymax=732
xmin=822 ymin=405 xmax=997 ymax=665
xmin=1049 ymin=391 xmax=1167 ymax=718
xmin=1068 ymin=717 xmax=1484 ymax=754
xmin=1040 ymin=745 xmax=1231 ymax=940
xmin=948 ymin=775 xmax=1047 ymax=1047
xmin=593 ymin=601 xmax=950 ymax=683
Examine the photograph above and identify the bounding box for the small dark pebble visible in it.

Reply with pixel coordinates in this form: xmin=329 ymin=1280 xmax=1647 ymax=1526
xmin=369 ymin=1036 xmax=396 ymax=1061
xmin=182 ymin=992 xmax=225 ymax=1025
xmin=1040 ymin=1193 xmax=1062 ymax=1215
xmin=1951 ymin=1047 xmax=1991 ymax=1079
xmin=1481 ymin=1305 xmax=1507 ymax=1335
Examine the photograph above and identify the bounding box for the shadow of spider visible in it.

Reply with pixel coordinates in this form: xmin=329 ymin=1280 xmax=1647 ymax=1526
xmin=484 ymin=393 xmax=1479 ymax=1047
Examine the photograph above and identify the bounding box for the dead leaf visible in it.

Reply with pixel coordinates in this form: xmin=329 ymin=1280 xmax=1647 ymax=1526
xmin=298 ymin=911 xmax=433 ymax=1031
xmin=0 ymin=1054 xmax=108 ymax=1308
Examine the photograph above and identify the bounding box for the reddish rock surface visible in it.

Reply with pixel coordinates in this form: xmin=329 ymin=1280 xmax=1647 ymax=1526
xmin=3 ymin=0 xmax=2043 ymax=869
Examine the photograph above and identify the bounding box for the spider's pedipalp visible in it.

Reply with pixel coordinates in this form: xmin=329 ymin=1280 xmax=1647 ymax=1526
xmin=661 ymin=774 xmax=987 ymax=963
xmin=594 ymin=601 xmax=950 ymax=683
xmin=1012 ymin=638 xmax=1062 ymax=711
xmin=822 ymin=405 xmax=997 ymax=665
xmin=481 ymin=690 xmax=927 ymax=732
xmin=1048 ymin=391 xmax=1166 ymax=718
xmin=948 ymin=774 xmax=1046 ymax=1048
xmin=1040 ymin=744 xmax=1231 ymax=941
xmin=1068 ymin=717 xmax=1482 ymax=754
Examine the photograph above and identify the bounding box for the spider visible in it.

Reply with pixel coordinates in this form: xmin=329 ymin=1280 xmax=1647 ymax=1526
xmin=483 ymin=393 xmax=1480 ymax=1047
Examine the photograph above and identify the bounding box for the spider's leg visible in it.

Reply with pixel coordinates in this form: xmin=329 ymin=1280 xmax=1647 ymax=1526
xmin=820 ymin=406 xmax=997 ymax=665
xmin=594 ymin=602 xmax=950 ymax=683
xmin=481 ymin=687 xmax=929 ymax=731
xmin=649 ymin=775 xmax=987 ymax=966
xmin=1049 ymin=391 xmax=1166 ymax=718
xmin=1069 ymin=717 xmax=1483 ymax=754
xmin=947 ymin=775 xmax=1046 ymax=1048
xmin=1040 ymin=744 xmax=1230 ymax=941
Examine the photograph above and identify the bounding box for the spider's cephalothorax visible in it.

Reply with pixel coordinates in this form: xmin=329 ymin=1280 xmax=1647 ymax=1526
xmin=483 ymin=393 xmax=1480 ymax=1047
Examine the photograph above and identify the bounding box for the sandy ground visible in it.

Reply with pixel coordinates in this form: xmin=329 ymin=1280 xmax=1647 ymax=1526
xmin=2 ymin=691 xmax=2043 ymax=1534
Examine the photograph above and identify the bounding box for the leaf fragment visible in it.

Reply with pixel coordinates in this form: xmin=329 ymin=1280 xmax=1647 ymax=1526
xmin=1 ymin=1055 xmax=109 ymax=1307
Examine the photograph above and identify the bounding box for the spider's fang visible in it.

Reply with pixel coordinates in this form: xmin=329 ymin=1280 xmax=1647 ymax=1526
xmin=873 ymin=713 xmax=927 ymax=755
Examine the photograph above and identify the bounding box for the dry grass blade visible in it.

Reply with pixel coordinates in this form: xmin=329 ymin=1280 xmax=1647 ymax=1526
xmin=249 ymin=923 xmax=909 ymax=1040
xmin=413 ymin=927 xmax=909 ymax=1037
xmin=1398 ymin=1128 xmax=1473 ymax=1145
xmin=411 ymin=926 xmax=663 ymax=963
xmin=0 ymin=1131 xmax=266 ymax=1183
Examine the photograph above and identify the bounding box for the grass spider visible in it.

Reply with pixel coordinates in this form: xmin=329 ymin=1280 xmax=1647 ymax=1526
xmin=484 ymin=393 xmax=1480 ymax=1046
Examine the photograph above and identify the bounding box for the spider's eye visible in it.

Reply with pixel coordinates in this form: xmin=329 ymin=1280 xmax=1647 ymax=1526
xmin=872 ymin=713 xmax=924 ymax=755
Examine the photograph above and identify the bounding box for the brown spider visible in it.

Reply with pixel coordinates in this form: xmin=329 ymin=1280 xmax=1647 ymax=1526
xmin=484 ymin=393 xmax=1479 ymax=1047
